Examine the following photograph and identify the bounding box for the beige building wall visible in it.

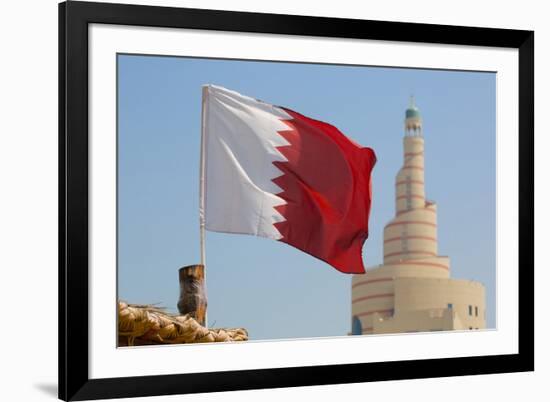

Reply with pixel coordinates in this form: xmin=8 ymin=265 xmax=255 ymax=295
xmin=351 ymin=260 xmax=451 ymax=333
xmin=351 ymin=101 xmax=487 ymax=336
xmin=390 ymin=277 xmax=486 ymax=330
xmin=372 ymin=308 xmax=455 ymax=334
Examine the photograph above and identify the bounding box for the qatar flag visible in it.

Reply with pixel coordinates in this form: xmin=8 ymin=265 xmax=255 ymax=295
xmin=200 ymin=85 xmax=376 ymax=274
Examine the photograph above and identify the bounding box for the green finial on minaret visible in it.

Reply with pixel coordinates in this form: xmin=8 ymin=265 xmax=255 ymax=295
xmin=405 ymin=95 xmax=422 ymax=136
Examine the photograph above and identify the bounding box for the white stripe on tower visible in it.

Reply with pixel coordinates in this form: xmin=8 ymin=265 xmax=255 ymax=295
xmin=203 ymin=85 xmax=291 ymax=240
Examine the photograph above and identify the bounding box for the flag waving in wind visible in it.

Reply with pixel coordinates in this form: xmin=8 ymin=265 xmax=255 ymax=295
xmin=201 ymin=85 xmax=376 ymax=274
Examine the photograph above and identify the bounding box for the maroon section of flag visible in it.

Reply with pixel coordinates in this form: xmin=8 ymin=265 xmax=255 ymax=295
xmin=272 ymin=108 xmax=376 ymax=274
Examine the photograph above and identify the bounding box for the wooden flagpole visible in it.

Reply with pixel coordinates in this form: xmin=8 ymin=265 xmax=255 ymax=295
xmin=178 ymin=86 xmax=209 ymax=328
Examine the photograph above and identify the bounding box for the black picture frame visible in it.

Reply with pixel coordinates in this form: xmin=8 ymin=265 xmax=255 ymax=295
xmin=59 ymin=1 xmax=534 ymax=400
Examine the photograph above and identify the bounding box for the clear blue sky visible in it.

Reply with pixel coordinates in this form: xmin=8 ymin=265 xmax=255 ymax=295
xmin=117 ymin=54 xmax=496 ymax=339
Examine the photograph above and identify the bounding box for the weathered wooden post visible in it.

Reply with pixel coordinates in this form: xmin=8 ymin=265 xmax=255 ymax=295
xmin=177 ymin=264 xmax=207 ymax=326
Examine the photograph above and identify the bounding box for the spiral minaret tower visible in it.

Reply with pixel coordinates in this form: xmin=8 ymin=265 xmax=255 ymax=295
xmin=385 ymin=97 xmax=441 ymax=266
xmin=350 ymin=98 xmax=486 ymax=335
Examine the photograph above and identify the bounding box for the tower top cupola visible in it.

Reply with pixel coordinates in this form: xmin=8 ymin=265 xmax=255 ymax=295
xmin=405 ymin=96 xmax=422 ymax=136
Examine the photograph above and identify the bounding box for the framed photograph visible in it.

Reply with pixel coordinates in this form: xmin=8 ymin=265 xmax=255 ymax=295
xmin=59 ymin=1 xmax=534 ymax=400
